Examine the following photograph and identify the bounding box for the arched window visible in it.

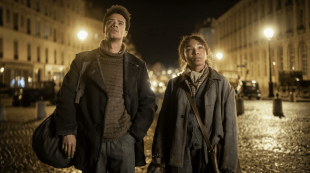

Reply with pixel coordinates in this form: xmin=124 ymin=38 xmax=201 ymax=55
xmin=288 ymin=44 xmax=295 ymax=70
xmin=299 ymin=42 xmax=307 ymax=75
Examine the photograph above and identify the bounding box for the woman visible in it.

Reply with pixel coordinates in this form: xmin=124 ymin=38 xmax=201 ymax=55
xmin=148 ymin=34 xmax=239 ymax=173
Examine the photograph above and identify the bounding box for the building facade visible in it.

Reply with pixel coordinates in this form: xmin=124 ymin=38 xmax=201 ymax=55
xmin=0 ymin=0 xmax=104 ymax=89
xmin=213 ymin=0 xmax=310 ymax=93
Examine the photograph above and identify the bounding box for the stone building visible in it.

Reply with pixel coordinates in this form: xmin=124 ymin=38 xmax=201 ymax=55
xmin=0 ymin=0 xmax=104 ymax=89
xmin=212 ymin=0 xmax=310 ymax=93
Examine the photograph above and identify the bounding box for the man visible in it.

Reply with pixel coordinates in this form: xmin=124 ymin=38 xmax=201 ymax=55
xmin=55 ymin=5 xmax=156 ymax=173
xmin=148 ymin=34 xmax=239 ymax=173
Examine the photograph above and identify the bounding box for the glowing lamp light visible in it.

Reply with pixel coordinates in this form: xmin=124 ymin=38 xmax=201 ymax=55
xmin=152 ymin=81 xmax=157 ymax=86
xmin=0 ymin=67 xmax=4 ymax=73
xmin=77 ymin=30 xmax=88 ymax=42
xmin=273 ymin=62 xmax=276 ymax=65
xmin=167 ymin=70 xmax=172 ymax=75
xmin=216 ymin=53 xmax=223 ymax=60
xmin=264 ymin=28 xmax=274 ymax=40
xmin=252 ymin=80 xmax=256 ymax=83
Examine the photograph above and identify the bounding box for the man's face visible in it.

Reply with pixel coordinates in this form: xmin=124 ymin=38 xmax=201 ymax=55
xmin=184 ymin=39 xmax=207 ymax=69
xmin=104 ymin=13 xmax=128 ymax=40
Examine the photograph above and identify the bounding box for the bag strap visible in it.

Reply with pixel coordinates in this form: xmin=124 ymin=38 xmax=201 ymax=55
xmin=75 ymin=58 xmax=91 ymax=104
xmin=185 ymin=90 xmax=215 ymax=154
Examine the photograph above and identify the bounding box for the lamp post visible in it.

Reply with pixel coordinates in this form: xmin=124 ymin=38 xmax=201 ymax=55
xmin=264 ymin=28 xmax=274 ymax=98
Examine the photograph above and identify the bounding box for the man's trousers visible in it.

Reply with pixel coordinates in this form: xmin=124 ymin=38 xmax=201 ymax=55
xmin=96 ymin=133 xmax=136 ymax=173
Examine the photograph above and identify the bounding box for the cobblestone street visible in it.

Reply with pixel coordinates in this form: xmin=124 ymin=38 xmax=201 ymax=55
xmin=0 ymin=100 xmax=310 ymax=172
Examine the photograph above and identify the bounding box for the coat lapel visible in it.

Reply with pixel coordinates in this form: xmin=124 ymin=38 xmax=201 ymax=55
xmin=84 ymin=50 xmax=108 ymax=93
xmin=123 ymin=52 xmax=140 ymax=98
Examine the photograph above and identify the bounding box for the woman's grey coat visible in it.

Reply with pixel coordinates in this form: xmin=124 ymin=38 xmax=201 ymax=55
xmin=54 ymin=49 xmax=156 ymax=172
xmin=152 ymin=68 xmax=238 ymax=172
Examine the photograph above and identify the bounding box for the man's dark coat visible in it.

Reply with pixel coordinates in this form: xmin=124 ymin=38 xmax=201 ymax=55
xmin=54 ymin=49 xmax=156 ymax=172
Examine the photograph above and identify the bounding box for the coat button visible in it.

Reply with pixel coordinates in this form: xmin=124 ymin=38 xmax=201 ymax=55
xmin=188 ymin=122 xmax=192 ymax=125
xmin=194 ymin=143 xmax=199 ymax=147
xmin=190 ymin=110 xmax=194 ymax=114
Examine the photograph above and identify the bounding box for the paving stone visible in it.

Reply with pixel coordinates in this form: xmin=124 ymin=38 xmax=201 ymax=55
xmin=0 ymin=100 xmax=309 ymax=172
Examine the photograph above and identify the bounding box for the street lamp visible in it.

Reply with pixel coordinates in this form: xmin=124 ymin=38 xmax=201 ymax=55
xmin=216 ymin=53 xmax=223 ymax=60
xmin=77 ymin=30 xmax=88 ymax=43
xmin=264 ymin=28 xmax=274 ymax=98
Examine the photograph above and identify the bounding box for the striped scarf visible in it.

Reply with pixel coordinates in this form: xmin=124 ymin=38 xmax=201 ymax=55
xmin=185 ymin=65 xmax=209 ymax=96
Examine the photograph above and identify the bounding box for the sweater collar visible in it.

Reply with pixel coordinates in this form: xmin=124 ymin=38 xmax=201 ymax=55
xmin=99 ymin=40 xmax=126 ymax=58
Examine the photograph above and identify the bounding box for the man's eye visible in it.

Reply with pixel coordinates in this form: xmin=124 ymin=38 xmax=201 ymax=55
xmin=119 ymin=22 xmax=123 ymax=25
xmin=186 ymin=49 xmax=192 ymax=52
xmin=198 ymin=46 xmax=204 ymax=49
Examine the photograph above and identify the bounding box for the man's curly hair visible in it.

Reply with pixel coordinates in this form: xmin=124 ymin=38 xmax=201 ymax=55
xmin=178 ymin=33 xmax=212 ymax=70
xmin=103 ymin=5 xmax=131 ymax=31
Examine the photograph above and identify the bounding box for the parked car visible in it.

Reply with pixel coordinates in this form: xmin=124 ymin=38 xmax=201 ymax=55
xmin=237 ymin=80 xmax=261 ymax=100
xmin=12 ymin=81 xmax=57 ymax=107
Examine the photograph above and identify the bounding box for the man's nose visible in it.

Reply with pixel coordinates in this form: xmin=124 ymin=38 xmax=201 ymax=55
xmin=111 ymin=22 xmax=118 ymax=28
xmin=192 ymin=49 xmax=199 ymax=55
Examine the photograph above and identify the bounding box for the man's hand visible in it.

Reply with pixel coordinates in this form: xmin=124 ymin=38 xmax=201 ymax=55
xmin=62 ymin=135 xmax=76 ymax=158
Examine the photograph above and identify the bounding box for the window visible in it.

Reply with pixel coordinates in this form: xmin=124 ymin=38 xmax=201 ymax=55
xmin=53 ymin=29 xmax=56 ymax=42
xmin=0 ymin=7 xmax=3 ymax=26
xmin=6 ymin=9 xmax=10 ymax=23
xmin=27 ymin=0 xmax=31 ymax=8
xmin=268 ymin=0 xmax=273 ymax=14
xmin=261 ymin=4 xmax=265 ymax=18
xmin=36 ymin=21 xmax=40 ymax=37
xmin=20 ymin=15 xmax=23 ymax=27
xmin=36 ymin=1 xmax=40 ymax=12
xmin=254 ymin=8 xmax=258 ymax=21
xmin=37 ymin=46 xmax=40 ymax=62
xmin=14 ymin=41 xmax=18 ymax=60
xmin=61 ymin=32 xmax=64 ymax=44
xmin=299 ymin=42 xmax=307 ymax=75
xmin=263 ymin=50 xmax=267 ymax=76
xmin=0 ymin=38 xmax=3 ymax=58
xmin=44 ymin=6 xmax=48 ymax=16
xmin=278 ymin=47 xmax=283 ymax=70
xmin=288 ymin=44 xmax=295 ymax=70
xmin=296 ymin=3 xmax=305 ymax=29
xmin=27 ymin=18 xmax=31 ymax=34
xmin=13 ymin=13 xmax=18 ymax=30
xmin=44 ymin=24 xmax=49 ymax=39
xmin=45 ymin=48 xmax=48 ymax=63
xmin=27 ymin=44 xmax=31 ymax=61
xmin=61 ymin=52 xmax=64 ymax=65
xmin=54 ymin=50 xmax=57 ymax=64
xmin=286 ymin=11 xmax=293 ymax=33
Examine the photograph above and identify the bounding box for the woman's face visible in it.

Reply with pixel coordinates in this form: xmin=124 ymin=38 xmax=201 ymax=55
xmin=184 ymin=39 xmax=207 ymax=69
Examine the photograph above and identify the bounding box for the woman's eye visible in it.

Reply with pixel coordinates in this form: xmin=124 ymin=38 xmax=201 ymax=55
xmin=119 ymin=23 xmax=123 ymax=25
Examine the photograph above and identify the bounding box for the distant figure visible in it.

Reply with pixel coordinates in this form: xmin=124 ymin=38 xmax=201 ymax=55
xmin=148 ymin=34 xmax=239 ymax=173
xmin=54 ymin=5 xmax=156 ymax=173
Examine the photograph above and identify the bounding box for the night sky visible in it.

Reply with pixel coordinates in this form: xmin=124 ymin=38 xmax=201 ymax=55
xmin=90 ymin=0 xmax=240 ymax=69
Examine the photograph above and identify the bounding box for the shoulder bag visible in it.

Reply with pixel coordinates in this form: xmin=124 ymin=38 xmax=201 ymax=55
xmin=32 ymin=59 xmax=90 ymax=168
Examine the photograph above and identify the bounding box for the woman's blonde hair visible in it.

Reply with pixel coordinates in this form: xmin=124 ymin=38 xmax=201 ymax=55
xmin=178 ymin=33 xmax=212 ymax=70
